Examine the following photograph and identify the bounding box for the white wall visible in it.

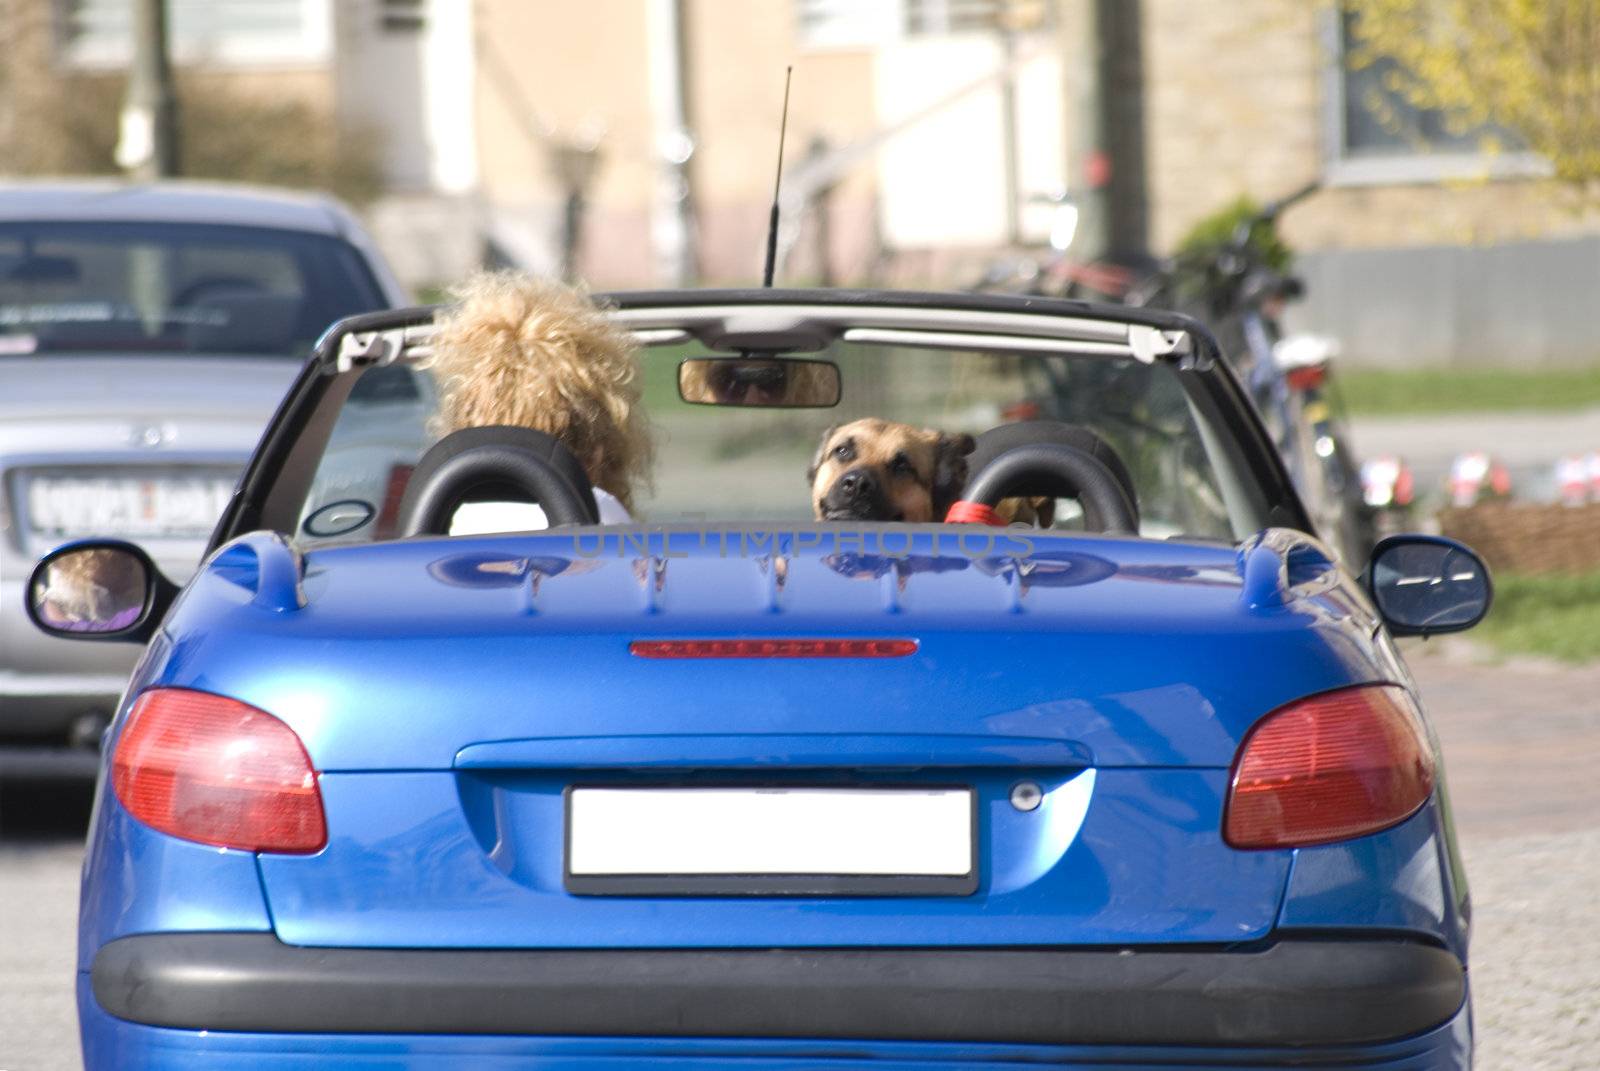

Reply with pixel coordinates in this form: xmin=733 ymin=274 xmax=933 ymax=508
xmin=334 ymin=0 xmax=477 ymax=194
xmin=873 ymin=37 xmax=1064 ymax=250
xmin=334 ymin=0 xmax=482 ymax=289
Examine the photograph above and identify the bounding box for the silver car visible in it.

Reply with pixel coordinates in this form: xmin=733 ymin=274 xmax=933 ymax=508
xmin=0 ymin=181 xmax=407 ymax=767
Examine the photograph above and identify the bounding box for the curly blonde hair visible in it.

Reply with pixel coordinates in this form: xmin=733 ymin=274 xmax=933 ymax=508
xmin=423 ymin=272 xmax=653 ymax=511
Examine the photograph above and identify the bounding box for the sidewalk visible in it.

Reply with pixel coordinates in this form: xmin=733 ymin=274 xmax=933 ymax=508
xmin=1410 ymin=650 xmax=1600 ymax=1069
xmin=1350 ymin=406 xmax=1600 ymax=502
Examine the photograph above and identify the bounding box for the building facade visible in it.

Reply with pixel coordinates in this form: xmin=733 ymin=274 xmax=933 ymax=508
xmin=471 ymin=0 xmax=1069 ymax=288
xmin=1139 ymin=0 xmax=1600 ymax=366
xmin=4 ymin=0 xmax=1594 ymax=365
xmin=469 ymin=0 xmax=1600 ymax=365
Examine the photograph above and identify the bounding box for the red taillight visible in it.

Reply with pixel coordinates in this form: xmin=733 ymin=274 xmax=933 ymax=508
xmin=630 ymin=639 xmax=917 ymax=659
xmin=112 ymin=688 xmax=326 ymax=854
xmin=1224 ymin=685 xmax=1435 ymax=850
xmin=1285 ymin=365 xmax=1327 ymax=392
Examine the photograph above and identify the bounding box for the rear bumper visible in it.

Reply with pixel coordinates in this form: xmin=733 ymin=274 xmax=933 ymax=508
xmin=92 ymin=933 xmax=1465 ymax=1049
xmin=80 ymin=1007 xmax=1476 ymax=1071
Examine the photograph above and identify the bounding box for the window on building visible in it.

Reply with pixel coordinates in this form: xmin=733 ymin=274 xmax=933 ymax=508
xmin=905 ymin=0 xmax=1002 ymax=35
xmin=1328 ymin=10 xmax=1537 ymax=182
xmin=1336 ymin=12 xmax=1482 ymax=159
xmin=905 ymin=0 xmax=1051 ymax=36
xmin=796 ymin=0 xmax=1049 ymax=49
xmin=794 ymin=0 xmax=901 ymax=49
xmin=56 ymin=0 xmax=330 ymax=67
xmin=379 ymin=0 xmax=425 ymax=33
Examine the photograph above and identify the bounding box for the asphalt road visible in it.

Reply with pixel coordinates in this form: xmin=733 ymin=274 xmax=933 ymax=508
xmin=1409 ymin=643 xmax=1600 ymax=1070
xmin=0 ymin=781 xmax=90 ymax=1071
xmin=1 ymin=651 xmax=1596 ymax=1070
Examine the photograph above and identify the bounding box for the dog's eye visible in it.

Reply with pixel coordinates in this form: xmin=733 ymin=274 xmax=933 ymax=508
xmin=890 ymin=453 xmax=915 ymax=476
xmin=832 ymin=441 xmax=855 ymax=462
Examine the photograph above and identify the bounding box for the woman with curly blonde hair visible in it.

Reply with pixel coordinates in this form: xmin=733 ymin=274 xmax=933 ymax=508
xmin=422 ymin=272 xmax=653 ymax=526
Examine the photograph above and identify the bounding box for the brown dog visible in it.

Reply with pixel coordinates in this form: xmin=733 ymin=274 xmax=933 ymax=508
xmin=993 ymin=495 xmax=1056 ymax=527
xmin=809 ymin=419 xmax=975 ymax=522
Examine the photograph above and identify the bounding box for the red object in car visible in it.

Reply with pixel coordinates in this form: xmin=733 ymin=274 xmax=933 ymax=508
xmin=373 ymin=463 xmax=416 ymax=539
xmin=1001 ymin=401 xmax=1043 ymax=422
xmin=943 ymin=500 xmax=1006 ymax=526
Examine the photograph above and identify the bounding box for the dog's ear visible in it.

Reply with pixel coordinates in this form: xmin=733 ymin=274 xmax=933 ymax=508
xmin=807 ymin=424 xmax=841 ymax=486
xmin=930 ymin=431 xmax=976 ymax=518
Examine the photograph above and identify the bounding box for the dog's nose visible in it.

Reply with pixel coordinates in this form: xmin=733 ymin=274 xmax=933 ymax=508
xmin=821 ymin=466 xmax=892 ymax=521
xmin=838 ymin=469 xmax=873 ymax=499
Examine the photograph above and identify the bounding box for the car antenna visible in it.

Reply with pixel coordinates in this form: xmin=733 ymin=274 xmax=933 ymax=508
xmin=761 ymin=66 xmax=793 ymax=288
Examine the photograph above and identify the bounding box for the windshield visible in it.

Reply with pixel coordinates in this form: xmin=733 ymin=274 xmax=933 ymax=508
xmin=0 ymin=221 xmax=386 ymax=358
xmin=290 ymin=333 xmax=1273 ymax=547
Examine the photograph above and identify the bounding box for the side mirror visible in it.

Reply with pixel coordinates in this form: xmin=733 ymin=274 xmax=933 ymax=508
xmin=678 ymin=356 xmax=841 ymax=408
xmin=26 ymin=540 xmax=177 ymax=644
xmin=1365 ymin=534 xmax=1492 ymax=638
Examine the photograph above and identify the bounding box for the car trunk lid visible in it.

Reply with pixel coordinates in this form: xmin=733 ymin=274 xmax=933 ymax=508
xmin=170 ymin=528 xmax=1378 ymax=949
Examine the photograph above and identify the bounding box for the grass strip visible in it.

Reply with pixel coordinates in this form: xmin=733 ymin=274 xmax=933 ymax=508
xmin=1472 ymin=571 xmax=1600 ymax=665
xmin=1337 ymin=366 xmax=1600 ymax=416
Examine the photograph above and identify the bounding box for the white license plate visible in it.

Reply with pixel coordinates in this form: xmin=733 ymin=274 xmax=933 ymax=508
xmin=27 ymin=474 xmax=234 ymax=538
xmin=567 ymin=787 xmax=974 ymax=879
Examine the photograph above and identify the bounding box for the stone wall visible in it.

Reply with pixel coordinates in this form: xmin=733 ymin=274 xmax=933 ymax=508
xmin=1138 ymin=0 xmax=1597 ymax=255
xmin=1139 ymin=0 xmax=1323 ymax=252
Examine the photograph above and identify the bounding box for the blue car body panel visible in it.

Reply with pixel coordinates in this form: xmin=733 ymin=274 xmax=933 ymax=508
xmin=80 ymin=527 xmax=1462 ymax=949
xmin=145 ymin=530 xmax=1389 ymax=773
xmin=254 ymin=767 xmax=1290 ymax=948
xmin=75 ymin=794 xmax=273 ymax=974
xmin=1279 ymin=803 xmax=1471 ymax=960
xmin=60 ymin=288 xmax=1475 ymax=1068
xmin=76 ymin=525 xmax=1470 ymax=1065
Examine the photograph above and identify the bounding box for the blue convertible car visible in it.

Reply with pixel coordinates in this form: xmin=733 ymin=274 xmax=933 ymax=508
xmin=30 ymin=290 xmax=1490 ymax=1069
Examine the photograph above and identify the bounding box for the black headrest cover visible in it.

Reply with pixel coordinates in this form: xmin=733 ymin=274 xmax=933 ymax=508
xmin=970 ymin=421 xmax=1138 ymax=514
xmin=400 ymin=425 xmax=600 ymax=525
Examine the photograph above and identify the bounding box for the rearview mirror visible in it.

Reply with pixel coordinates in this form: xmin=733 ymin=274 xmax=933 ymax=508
xmin=678 ymin=357 xmax=841 ymax=408
xmin=1366 ymin=534 xmax=1492 ymax=637
xmin=27 ymin=540 xmax=175 ymax=643
xmin=2 ymin=254 xmax=80 ymax=284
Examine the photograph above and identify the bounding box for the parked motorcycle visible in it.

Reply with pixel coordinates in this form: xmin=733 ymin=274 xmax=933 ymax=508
xmin=969 ymin=191 xmax=1143 ymax=304
xmin=1123 ymin=184 xmax=1376 ymax=565
xmin=970 ymin=184 xmax=1374 ymax=564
